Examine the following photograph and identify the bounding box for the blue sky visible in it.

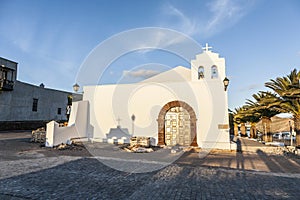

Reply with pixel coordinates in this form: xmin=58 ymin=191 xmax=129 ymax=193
xmin=0 ymin=0 xmax=300 ymax=109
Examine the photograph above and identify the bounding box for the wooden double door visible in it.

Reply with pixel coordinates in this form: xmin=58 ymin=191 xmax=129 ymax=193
xmin=164 ymin=106 xmax=191 ymax=146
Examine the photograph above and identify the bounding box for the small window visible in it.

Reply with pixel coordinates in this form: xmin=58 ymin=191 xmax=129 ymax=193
xmin=198 ymin=66 xmax=204 ymax=79
xmin=57 ymin=108 xmax=62 ymax=115
xmin=32 ymin=98 xmax=38 ymax=112
xmin=211 ymin=65 xmax=218 ymax=79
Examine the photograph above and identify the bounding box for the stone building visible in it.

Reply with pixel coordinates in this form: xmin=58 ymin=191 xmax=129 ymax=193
xmin=0 ymin=57 xmax=73 ymax=130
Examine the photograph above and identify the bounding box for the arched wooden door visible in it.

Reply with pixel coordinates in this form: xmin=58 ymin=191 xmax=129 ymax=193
xmin=157 ymin=101 xmax=197 ymax=146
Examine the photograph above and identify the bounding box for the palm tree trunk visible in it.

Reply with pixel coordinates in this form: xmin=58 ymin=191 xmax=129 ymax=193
xmin=295 ymin=116 xmax=300 ymax=146
xmin=262 ymin=117 xmax=272 ymax=142
xmin=250 ymin=123 xmax=256 ymax=138
xmin=234 ymin=123 xmax=239 ymax=137
xmin=240 ymin=123 xmax=246 ymax=137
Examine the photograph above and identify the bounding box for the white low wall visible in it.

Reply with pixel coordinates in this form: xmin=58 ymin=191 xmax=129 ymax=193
xmin=45 ymin=101 xmax=89 ymax=147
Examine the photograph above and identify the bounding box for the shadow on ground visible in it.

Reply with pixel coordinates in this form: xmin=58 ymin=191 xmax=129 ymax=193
xmin=175 ymin=138 xmax=300 ymax=174
xmin=1 ymin=157 xmax=300 ymax=199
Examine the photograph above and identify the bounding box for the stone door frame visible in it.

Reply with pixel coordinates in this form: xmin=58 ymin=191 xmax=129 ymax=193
xmin=157 ymin=100 xmax=198 ymax=146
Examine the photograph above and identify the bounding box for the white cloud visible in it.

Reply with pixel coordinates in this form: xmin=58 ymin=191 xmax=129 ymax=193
xmin=159 ymin=3 xmax=197 ymax=35
xmin=123 ymin=69 xmax=161 ymax=79
xmin=159 ymin=0 xmax=255 ymax=38
xmin=163 ymin=4 xmax=198 ymax=36
xmin=124 ymin=28 xmax=201 ymax=59
xmin=205 ymin=0 xmax=248 ymax=36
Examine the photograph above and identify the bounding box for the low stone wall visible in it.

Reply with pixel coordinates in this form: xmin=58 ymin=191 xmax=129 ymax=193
xmin=31 ymin=127 xmax=46 ymax=143
xmin=130 ymin=137 xmax=150 ymax=147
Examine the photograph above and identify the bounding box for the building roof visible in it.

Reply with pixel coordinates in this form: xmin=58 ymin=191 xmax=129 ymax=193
xmin=141 ymin=66 xmax=191 ymax=83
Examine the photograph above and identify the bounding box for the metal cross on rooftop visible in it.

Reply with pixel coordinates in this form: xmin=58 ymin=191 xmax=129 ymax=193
xmin=202 ymin=43 xmax=212 ymax=52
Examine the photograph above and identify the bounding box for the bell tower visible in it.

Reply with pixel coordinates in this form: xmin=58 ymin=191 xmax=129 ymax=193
xmin=191 ymin=43 xmax=226 ymax=82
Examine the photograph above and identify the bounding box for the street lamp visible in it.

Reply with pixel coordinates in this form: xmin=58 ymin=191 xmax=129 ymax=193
xmin=72 ymin=83 xmax=83 ymax=102
xmin=131 ymin=114 xmax=136 ymax=136
xmin=223 ymin=77 xmax=229 ymax=91
xmin=73 ymin=83 xmax=80 ymax=93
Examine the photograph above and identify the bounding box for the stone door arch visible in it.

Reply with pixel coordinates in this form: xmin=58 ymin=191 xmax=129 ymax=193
xmin=157 ymin=101 xmax=197 ymax=146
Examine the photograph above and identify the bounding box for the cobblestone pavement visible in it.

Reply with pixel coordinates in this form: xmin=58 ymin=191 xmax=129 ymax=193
xmin=1 ymin=132 xmax=300 ymax=199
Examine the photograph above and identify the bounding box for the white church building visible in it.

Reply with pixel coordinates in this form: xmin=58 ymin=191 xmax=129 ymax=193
xmin=46 ymin=44 xmax=231 ymax=149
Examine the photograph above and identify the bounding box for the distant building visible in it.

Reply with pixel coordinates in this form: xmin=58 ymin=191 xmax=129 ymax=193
xmin=0 ymin=57 xmax=76 ymax=130
xmin=256 ymin=115 xmax=294 ymax=133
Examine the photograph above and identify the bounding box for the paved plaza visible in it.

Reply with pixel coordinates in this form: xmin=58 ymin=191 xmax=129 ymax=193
xmin=1 ymin=131 xmax=300 ymax=199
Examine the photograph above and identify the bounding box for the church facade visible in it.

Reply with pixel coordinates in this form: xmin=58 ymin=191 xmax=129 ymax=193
xmin=46 ymin=45 xmax=231 ymax=149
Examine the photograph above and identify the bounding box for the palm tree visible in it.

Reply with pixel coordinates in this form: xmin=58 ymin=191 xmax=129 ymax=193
xmin=233 ymin=106 xmax=250 ymax=137
xmin=239 ymin=103 xmax=259 ymax=138
xmin=245 ymin=91 xmax=279 ymax=142
xmin=244 ymin=114 xmax=260 ymax=138
xmin=231 ymin=107 xmax=244 ymax=137
xmin=265 ymin=69 xmax=300 ymax=145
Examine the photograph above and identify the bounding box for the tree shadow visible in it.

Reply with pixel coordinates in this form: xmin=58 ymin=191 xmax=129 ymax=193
xmin=236 ymin=138 xmax=244 ymax=170
xmin=256 ymin=149 xmax=284 ymax=173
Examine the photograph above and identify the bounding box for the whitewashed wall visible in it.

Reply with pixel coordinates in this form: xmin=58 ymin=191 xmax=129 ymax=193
xmin=45 ymin=101 xmax=89 ymax=147
xmin=83 ymin=77 xmax=230 ymax=149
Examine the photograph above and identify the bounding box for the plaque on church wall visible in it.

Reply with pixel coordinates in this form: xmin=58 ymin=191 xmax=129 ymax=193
xmin=218 ymin=124 xmax=229 ymax=129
